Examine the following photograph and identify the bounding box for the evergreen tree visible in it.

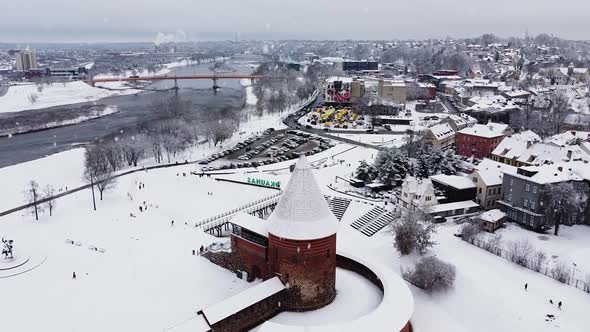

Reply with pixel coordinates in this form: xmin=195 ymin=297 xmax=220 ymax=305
xmin=374 ymin=147 xmax=410 ymax=186
xmin=355 ymin=160 xmax=378 ymax=182
xmin=414 ymin=147 xmax=431 ymax=179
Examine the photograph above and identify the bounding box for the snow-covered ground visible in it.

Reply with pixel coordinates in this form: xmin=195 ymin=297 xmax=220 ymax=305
xmin=264 ymin=268 xmax=382 ymax=326
xmin=0 ymin=81 xmax=140 ymax=114
xmin=240 ymin=78 xmax=258 ymax=106
xmin=0 ymin=106 xmax=119 ymax=136
xmin=0 ymin=59 xmax=202 ymax=115
xmin=479 ymin=223 xmax=590 ymax=279
xmin=2 ymin=142 xmax=590 ymax=331
xmin=0 ymin=166 xmax=272 ymax=332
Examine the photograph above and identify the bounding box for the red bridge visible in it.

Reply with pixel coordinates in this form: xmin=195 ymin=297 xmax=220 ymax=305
xmin=87 ymin=74 xmax=267 ymax=87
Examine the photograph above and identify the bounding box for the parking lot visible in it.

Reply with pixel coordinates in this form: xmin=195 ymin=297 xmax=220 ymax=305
xmin=197 ymin=128 xmax=335 ymax=171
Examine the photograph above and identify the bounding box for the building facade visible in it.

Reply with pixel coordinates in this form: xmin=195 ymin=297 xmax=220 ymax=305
xmin=15 ymin=49 xmax=38 ymax=71
xmin=423 ymin=123 xmax=455 ymax=150
xmin=456 ymin=123 xmax=510 ymax=159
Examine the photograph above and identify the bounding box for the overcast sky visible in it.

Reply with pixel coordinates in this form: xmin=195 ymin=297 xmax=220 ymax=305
xmin=2 ymin=0 xmax=590 ymax=42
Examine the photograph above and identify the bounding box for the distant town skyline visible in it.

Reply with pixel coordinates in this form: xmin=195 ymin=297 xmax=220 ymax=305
xmin=1 ymin=0 xmax=590 ymax=43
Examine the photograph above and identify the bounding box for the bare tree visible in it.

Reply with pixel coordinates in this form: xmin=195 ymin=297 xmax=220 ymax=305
xmin=460 ymin=223 xmax=482 ymax=244
xmin=540 ymin=182 xmax=588 ymax=236
xmin=404 ymin=256 xmax=456 ymax=293
xmin=530 ymin=250 xmax=547 ymax=272
xmin=43 ymin=184 xmax=56 ymax=217
xmin=481 ymin=234 xmax=503 ymax=256
xmin=389 ymin=209 xmax=436 ymax=255
xmin=544 ymin=91 xmax=570 ymax=136
xmin=28 ymin=93 xmax=39 ymax=104
xmin=24 ymin=180 xmax=43 ymax=220
xmin=551 ymin=261 xmax=571 ymax=284
xmin=506 ymin=239 xmax=534 ymax=267
xmin=84 ymin=145 xmax=115 ymax=209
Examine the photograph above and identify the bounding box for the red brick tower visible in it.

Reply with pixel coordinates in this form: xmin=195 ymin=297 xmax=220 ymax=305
xmin=266 ymin=156 xmax=340 ymax=311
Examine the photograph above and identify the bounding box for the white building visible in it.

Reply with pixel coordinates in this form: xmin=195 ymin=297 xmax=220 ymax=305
xmin=15 ymin=49 xmax=38 ymax=71
xmin=396 ymin=177 xmax=438 ymax=211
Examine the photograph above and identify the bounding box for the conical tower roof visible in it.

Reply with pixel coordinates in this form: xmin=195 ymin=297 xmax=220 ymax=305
xmin=266 ymin=156 xmax=339 ymax=240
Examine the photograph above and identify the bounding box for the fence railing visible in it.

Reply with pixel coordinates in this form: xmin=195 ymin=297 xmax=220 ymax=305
xmin=465 ymin=236 xmax=589 ymax=294
xmin=195 ymin=191 xmax=283 ymax=231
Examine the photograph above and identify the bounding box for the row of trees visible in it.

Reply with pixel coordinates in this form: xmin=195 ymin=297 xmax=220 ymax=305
xmin=24 ymin=180 xmax=57 ymax=221
xmin=355 ymin=145 xmax=461 ymax=186
xmin=460 ymin=223 xmax=586 ymax=287
xmin=251 ymin=62 xmax=318 ymax=116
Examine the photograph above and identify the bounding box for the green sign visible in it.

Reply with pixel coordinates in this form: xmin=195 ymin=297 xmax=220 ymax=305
xmin=247 ymin=177 xmax=281 ymax=188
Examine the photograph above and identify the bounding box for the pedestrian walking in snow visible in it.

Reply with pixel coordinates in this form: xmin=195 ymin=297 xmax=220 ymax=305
xmin=72 ymin=272 xmax=76 ymax=279
xmin=192 ymin=249 xmax=196 ymax=255
xmin=558 ymin=301 xmax=562 ymax=310
xmin=524 ymin=283 xmax=528 ymax=291
xmin=139 ymin=206 xmax=143 ymax=212
xmin=549 ymin=299 xmax=554 ymax=304
xmin=171 ymin=220 xmax=174 ymax=227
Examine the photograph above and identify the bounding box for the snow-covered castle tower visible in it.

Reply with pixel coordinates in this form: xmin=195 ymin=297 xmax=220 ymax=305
xmin=266 ymin=156 xmax=340 ymax=310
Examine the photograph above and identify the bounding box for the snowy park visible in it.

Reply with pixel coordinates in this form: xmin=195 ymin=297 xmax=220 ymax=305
xmin=1 ymin=140 xmax=589 ymax=331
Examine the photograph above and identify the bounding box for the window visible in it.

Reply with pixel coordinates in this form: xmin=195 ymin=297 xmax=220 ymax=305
xmin=530 ymin=216 xmax=535 ymax=225
xmin=507 ymin=193 xmax=512 ymax=202
xmin=523 ymin=214 xmax=528 ymax=223
xmin=523 ymin=199 xmax=528 ymax=208
xmin=532 ymin=186 xmax=538 ymax=194
xmin=525 ymin=184 xmax=530 ymax=192
xmin=488 ymin=188 xmax=492 ymax=195
xmin=486 ymin=200 xmax=491 ymax=207
xmin=530 ymin=201 xmax=535 ymax=210
xmin=509 ymin=178 xmax=514 ymax=186
xmin=426 ymin=196 xmax=431 ymax=201
xmin=473 ymin=177 xmax=478 ymax=183
xmin=479 ymin=188 xmax=482 ymax=194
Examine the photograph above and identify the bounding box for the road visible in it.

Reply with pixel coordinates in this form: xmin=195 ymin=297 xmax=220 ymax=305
xmin=438 ymin=92 xmax=460 ymax=114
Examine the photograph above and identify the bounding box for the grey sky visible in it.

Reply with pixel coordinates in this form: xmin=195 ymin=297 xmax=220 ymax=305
xmin=1 ymin=0 xmax=589 ymax=42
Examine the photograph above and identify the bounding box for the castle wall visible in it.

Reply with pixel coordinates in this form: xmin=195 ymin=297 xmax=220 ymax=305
xmin=231 ymin=235 xmax=269 ymax=280
xmin=268 ymin=233 xmax=337 ymax=311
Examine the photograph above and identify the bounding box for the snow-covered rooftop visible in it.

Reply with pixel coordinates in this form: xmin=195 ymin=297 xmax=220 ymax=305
xmin=430 ymin=174 xmax=476 ymax=190
xmin=516 ymin=143 xmax=590 ymax=166
xmin=428 ymin=123 xmax=455 ymax=140
xmin=403 ymin=176 xmax=434 ymax=196
xmin=545 ymin=131 xmax=590 ymax=147
xmin=427 ymin=200 xmax=479 ymax=213
xmin=230 ymin=212 xmax=268 ymax=237
xmin=491 ymin=131 xmax=541 ymax=159
xmin=475 ymin=158 xmax=517 ymax=186
xmin=266 ymin=156 xmax=340 ymax=240
xmin=478 ymin=209 xmax=506 ymax=223
xmin=458 ymin=123 xmax=508 ymax=138
xmin=201 ymin=277 xmax=285 ymax=325
xmin=513 ymin=161 xmax=590 ymax=184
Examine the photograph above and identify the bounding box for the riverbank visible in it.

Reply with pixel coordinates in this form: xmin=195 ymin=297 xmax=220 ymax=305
xmin=0 ymin=105 xmax=119 ymax=137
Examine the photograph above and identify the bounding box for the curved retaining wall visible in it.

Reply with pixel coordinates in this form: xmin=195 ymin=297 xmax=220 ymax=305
xmin=256 ymin=250 xmax=414 ymax=332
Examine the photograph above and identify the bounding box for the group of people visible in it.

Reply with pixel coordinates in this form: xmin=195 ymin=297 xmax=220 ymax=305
xmin=524 ymin=283 xmax=564 ymax=310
